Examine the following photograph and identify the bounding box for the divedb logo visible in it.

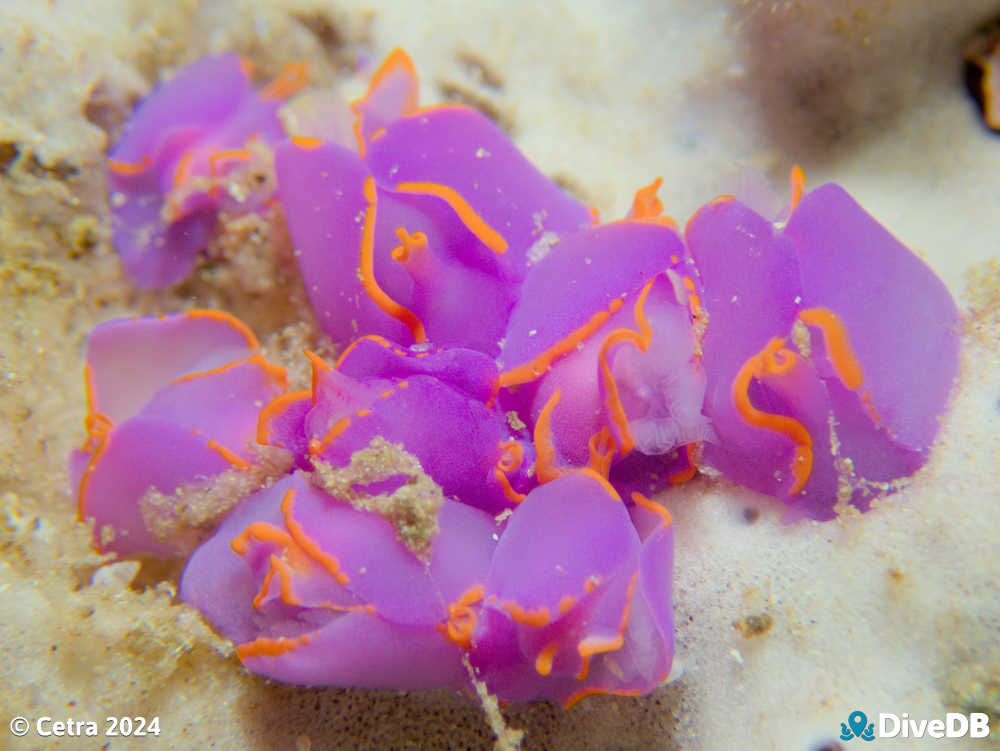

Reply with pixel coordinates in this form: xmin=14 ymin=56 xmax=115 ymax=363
xmin=839 ymin=709 xmax=991 ymax=741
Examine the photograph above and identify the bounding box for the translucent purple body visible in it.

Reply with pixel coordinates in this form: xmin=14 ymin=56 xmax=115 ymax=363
xmin=106 ymin=54 xmax=306 ymax=288
xmin=84 ymin=50 xmax=961 ymax=706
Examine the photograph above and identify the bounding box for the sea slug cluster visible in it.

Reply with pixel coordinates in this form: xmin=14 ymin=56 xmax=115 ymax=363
xmin=72 ymin=49 xmax=960 ymax=707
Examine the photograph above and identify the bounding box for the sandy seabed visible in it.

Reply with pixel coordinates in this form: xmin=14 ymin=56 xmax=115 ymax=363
xmin=1 ymin=1 xmax=998 ymax=749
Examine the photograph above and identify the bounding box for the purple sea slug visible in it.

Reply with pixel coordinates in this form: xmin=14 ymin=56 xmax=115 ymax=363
xmin=180 ymin=470 xmax=501 ymax=691
xmin=495 ymin=212 xmax=711 ymax=498
xmin=107 ymin=54 xmax=308 ymax=288
xmin=179 ymin=466 xmax=673 ymax=707
xmin=471 ymin=470 xmax=674 ymax=707
xmin=275 ymin=50 xmax=593 ymax=355
xmin=71 ymin=306 xmax=675 ymax=705
xmin=257 ymin=334 xmax=538 ymax=515
xmin=686 ymin=173 xmax=961 ymax=519
xmin=275 ymin=51 xmax=709 ymax=496
xmin=71 ymin=310 xmax=287 ymax=556
xmin=74 ymin=47 xmax=964 ymax=711
xmin=173 ymin=319 xmax=671 ymax=704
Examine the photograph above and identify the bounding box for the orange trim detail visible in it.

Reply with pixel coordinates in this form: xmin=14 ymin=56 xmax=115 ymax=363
xmin=494 ymin=440 xmax=527 ymax=502
xmin=558 ymin=595 xmax=577 ymax=615
xmin=257 ymin=353 xmax=291 ymax=387
xmin=629 ymin=181 xmax=678 ymax=229
xmin=208 ymin=148 xmax=252 ymax=177
xmin=574 ymin=467 xmax=623 ymax=503
xmin=259 ymin=60 xmax=310 ymax=101
xmin=391 ymin=227 xmax=428 ymax=263
xmin=237 ymin=633 xmax=312 ymax=660
xmin=494 ymin=468 xmax=527 ymax=504
xmin=80 ymin=360 xmax=111 ymax=452
xmin=667 ymin=444 xmax=698 ymax=485
xmin=251 ymin=563 xmax=276 ymax=608
xmin=252 ymin=554 xmax=301 ymax=608
xmin=351 ymin=48 xmax=419 ymax=156
xmin=500 ymin=601 xmax=551 ymax=627
xmin=281 ymin=488 xmax=350 ymax=586
xmin=309 ymin=416 xmax=351 ymax=456
xmin=171 ymin=149 xmax=196 ymax=190
xmin=76 ymin=432 xmax=110 ymax=521
xmin=496 ymin=440 xmax=524 ymax=473
xmin=303 ymin=350 xmax=332 ymax=397
xmin=107 ymin=154 xmax=152 ymax=176
xmin=394 ymin=102 xmax=475 ymax=119
xmin=170 ymin=353 xmax=286 ymax=390
xmin=183 ymin=309 xmax=260 ymax=348
xmin=797 ymin=307 xmax=863 ymax=390
xmin=207 ymin=440 xmax=251 ymax=470
xmin=290 ymin=135 xmax=323 ymax=150
xmin=372 ymin=49 xmax=419 ymax=106
xmin=860 ymin=390 xmax=882 ymax=427
xmin=230 ymin=521 xmax=297 ymax=557
xmin=732 ymin=337 xmax=813 ymax=495
xmin=789 ymin=164 xmax=806 ymax=210
xmin=83 ymin=362 xmax=98 ymax=414
xmin=359 ymin=177 xmax=427 ymax=342
xmin=332 ymin=334 xmax=425 ymax=371
xmin=535 ymin=642 xmax=559 ymax=676
xmin=564 ymin=686 xmax=643 ymax=711
xmin=575 ymin=571 xmax=638 ymax=681
xmin=439 ymin=584 xmax=485 ymax=648
xmin=630 ymin=492 xmax=673 ymax=528
xmin=257 ymin=390 xmax=311 ymax=446
xmin=597 ymin=280 xmax=656 ymax=456
xmin=499 ymin=297 xmax=625 ymax=388
xmin=684 ymin=194 xmax=735 ymax=238
xmin=83 ymin=411 xmax=113 ymax=448
xmin=395 ymin=181 xmax=508 ymax=254
xmin=334 ymin=334 xmax=391 ymax=369
xmin=682 ymin=276 xmax=704 ymax=323
xmin=238 ymin=56 xmax=255 ymax=79
xmin=231 ymin=490 xmax=352 ymax=612
xmin=533 ymin=389 xmax=565 ymax=483
xmin=632 ymin=178 xmax=664 ymax=219
xmin=230 ymin=489 xmax=361 ymax=660
xmin=587 ymin=427 xmax=616 ymax=478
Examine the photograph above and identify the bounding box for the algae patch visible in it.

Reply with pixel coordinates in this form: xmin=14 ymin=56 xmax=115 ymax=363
xmin=312 ymin=437 xmax=445 ymax=558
